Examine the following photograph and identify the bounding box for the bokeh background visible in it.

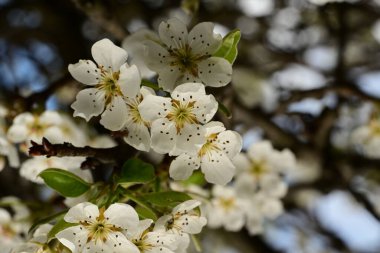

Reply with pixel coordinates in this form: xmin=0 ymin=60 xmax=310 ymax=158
xmin=2 ymin=0 xmax=380 ymax=252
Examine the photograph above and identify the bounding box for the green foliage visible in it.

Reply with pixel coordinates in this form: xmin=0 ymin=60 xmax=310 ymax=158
xmin=214 ymin=29 xmax=241 ymax=64
xmin=39 ymin=169 xmax=90 ymax=197
xmin=119 ymin=158 xmax=155 ymax=184
xmin=135 ymin=205 xmax=158 ymax=221
xmin=218 ymin=101 xmax=232 ymax=119
xmin=28 ymin=210 xmax=67 ymax=235
xmin=183 ymin=171 xmax=206 ymax=186
xmin=47 ymin=217 xmax=76 ymax=241
xmin=142 ymin=191 xmax=192 ymax=208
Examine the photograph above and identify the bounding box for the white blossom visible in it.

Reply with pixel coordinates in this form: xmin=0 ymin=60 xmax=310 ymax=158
xmin=154 ymin=200 xmax=207 ymax=236
xmin=144 ymin=18 xmax=232 ymax=91
xmin=233 ymin=140 xmax=295 ymax=198
xmin=350 ymin=120 xmax=380 ymax=158
xmin=7 ymin=111 xmax=64 ymax=147
xmin=206 ymin=185 xmax=247 ymax=231
xmin=56 ymin=202 xmax=139 ymax=253
xmin=169 ymin=121 xmax=242 ymax=185
xmin=69 ymin=38 xmax=141 ymax=131
xmin=127 ymin=219 xmax=180 ymax=253
xmin=139 ymin=83 xmax=218 ymax=154
xmin=122 ymin=29 xmax=159 ymax=79
xmin=244 ymin=193 xmax=284 ymax=235
xmin=20 ymin=157 xmax=85 ymax=184
xmin=11 ymin=224 xmax=53 ymax=253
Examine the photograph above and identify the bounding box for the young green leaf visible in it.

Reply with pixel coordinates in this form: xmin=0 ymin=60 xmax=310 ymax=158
xmin=28 ymin=210 xmax=67 ymax=235
xmin=142 ymin=191 xmax=192 ymax=208
xmin=135 ymin=205 xmax=158 ymax=221
xmin=47 ymin=217 xmax=76 ymax=241
xmin=213 ymin=29 xmax=241 ymax=64
xmin=119 ymin=158 xmax=155 ymax=183
xmin=39 ymin=168 xmax=90 ymax=197
xmin=218 ymin=101 xmax=232 ymax=119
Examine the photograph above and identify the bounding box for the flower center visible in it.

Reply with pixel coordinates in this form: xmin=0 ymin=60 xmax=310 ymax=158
xmin=126 ymin=95 xmax=149 ymax=127
xmin=250 ymin=160 xmax=268 ymax=177
xmin=168 ymin=44 xmax=207 ymax=77
xmin=167 ymin=99 xmax=198 ymax=133
xmin=198 ymin=133 xmax=220 ymax=157
xmin=97 ymin=70 xmax=123 ymax=105
xmin=80 ymin=208 xmax=121 ymax=243
xmin=218 ymin=197 xmax=236 ymax=211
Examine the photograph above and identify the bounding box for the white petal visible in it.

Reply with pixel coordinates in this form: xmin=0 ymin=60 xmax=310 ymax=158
xmin=56 ymin=225 xmax=87 ymax=253
xmin=245 ymin=213 xmax=263 ymax=235
xmin=127 ymin=219 xmax=153 ymax=240
xmin=154 ymin=214 xmax=171 ymax=232
xmin=169 ymin=154 xmax=200 ymax=181
xmin=232 ymin=153 xmax=251 ymax=173
xmin=188 ymin=22 xmax=222 ymax=55
xmin=150 ymin=118 xmax=177 ymax=154
xmin=198 ymin=57 xmax=232 ymax=87
xmin=157 ymin=67 xmax=182 ymax=92
xmin=119 ymin=64 xmax=141 ymax=98
xmin=158 ymin=18 xmax=188 ymax=50
xmin=71 ymin=88 xmax=105 ymax=121
xmin=204 ymin=121 xmax=225 ymax=136
xmin=68 ymin=60 xmax=100 ymax=85
xmin=247 ymin=140 xmax=273 ymax=162
xmin=216 ymin=130 xmax=242 ymax=159
xmin=100 ymin=96 xmax=128 ymax=131
xmin=91 ymin=38 xmax=128 ymax=71
xmin=145 ymin=232 xmax=180 ymax=251
xmin=261 ymin=174 xmax=288 ymax=198
xmin=201 ymin=151 xmax=235 ymax=185
xmin=64 ymin=202 xmax=99 ymax=224
xmin=13 ymin=112 xmax=34 ymax=125
xmin=39 ymin=111 xmax=63 ymax=125
xmin=173 ymin=199 xmax=201 ymax=213
xmin=104 ymin=232 xmax=140 ymax=253
xmin=224 ymin=210 xmax=245 ymax=231
xmin=175 ymin=124 xmax=205 ymax=153
xmin=104 ymin=203 xmax=139 ymax=230
xmin=7 ymin=124 xmax=28 ymax=143
xmin=193 ymin=94 xmax=218 ymax=124
xmin=144 ymin=40 xmax=171 ymax=72
xmin=262 ymin=198 xmax=284 ymax=220
xmin=124 ymin=122 xmax=151 ymax=152
xmin=138 ymin=95 xmax=171 ymax=122
xmin=171 ymin=82 xmax=205 ymax=98
xmin=177 ymin=72 xmax=202 ymax=85
xmin=176 ymin=215 xmax=207 ymax=234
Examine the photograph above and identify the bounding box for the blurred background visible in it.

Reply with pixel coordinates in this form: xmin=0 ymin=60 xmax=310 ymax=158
xmin=2 ymin=0 xmax=380 ymax=252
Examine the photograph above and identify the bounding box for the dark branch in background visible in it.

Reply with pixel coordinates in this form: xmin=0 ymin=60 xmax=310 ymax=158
xmin=71 ymin=0 xmax=127 ymax=41
xmin=29 ymin=137 xmax=130 ymax=164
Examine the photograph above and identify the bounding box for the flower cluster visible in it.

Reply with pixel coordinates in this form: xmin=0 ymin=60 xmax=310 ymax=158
xmin=69 ymin=19 xmax=242 ymax=185
xmin=55 ymin=200 xmax=205 ymax=253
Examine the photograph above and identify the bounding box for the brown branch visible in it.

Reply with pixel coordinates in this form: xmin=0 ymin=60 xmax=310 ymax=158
xmin=29 ymin=137 xmax=121 ymax=163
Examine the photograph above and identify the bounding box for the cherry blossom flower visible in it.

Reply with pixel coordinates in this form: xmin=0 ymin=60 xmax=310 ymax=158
xmin=244 ymin=193 xmax=284 ymax=235
xmin=20 ymin=157 xmax=85 ymax=184
xmin=56 ymin=202 xmax=139 ymax=253
xmin=206 ymin=185 xmax=247 ymax=231
xmin=144 ymin=18 xmax=232 ymax=91
xmin=127 ymin=219 xmax=180 ymax=253
xmin=69 ymin=38 xmax=141 ymax=131
xmin=11 ymin=224 xmax=54 ymax=253
xmin=122 ymin=86 xmax=154 ymax=152
xmin=154 ymin=200 xmax=206 ymax=236
xmin=138 ymin=83 xmax=218 ymax=154
xmin=169 ymin=121 xmax=242 ymax=185
xmin=233 ymin=140 xmax=296 ymax=198
xmin=7 ymin=111 xmax=65 ymax=147
xmin=350 ymin=120 xmax=380 ymax=158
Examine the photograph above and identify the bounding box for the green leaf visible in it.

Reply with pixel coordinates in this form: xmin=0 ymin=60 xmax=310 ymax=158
xmin=119 ymin=158 xmax=155 ymax=184
xmin=213 ymin=29 xmax=241 ymax=64
xmin=183 ymin=171 xmax=206 ymax=186
xmin=181 ymin=0 xmax=199 ymax=15
xmin=218 ymin=101 xmax=232 ymax=119
xmin=39 ymin=169 xmax=90 ymax=197
xmin=28 ymin=210 xmax=67 ymax=235
xmin=142 ymin=191 xmax=192 ymax=208
xmin=141 ymin=79 xmax=160 ymax=91
xmin=47 ymin=217 xmax=76 ymax=240
xmin=135 ymin=205 xmax=158 ymax=221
